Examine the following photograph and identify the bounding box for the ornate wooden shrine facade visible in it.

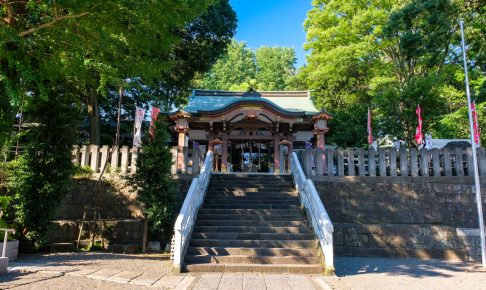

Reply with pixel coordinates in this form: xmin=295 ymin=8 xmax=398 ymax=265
xmin=169 ymin=89 xmax=331 ymax=173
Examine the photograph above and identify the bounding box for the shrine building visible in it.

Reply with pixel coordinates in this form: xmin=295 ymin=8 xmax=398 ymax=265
xmin=168 ymin=89 xmax=331 ymax=173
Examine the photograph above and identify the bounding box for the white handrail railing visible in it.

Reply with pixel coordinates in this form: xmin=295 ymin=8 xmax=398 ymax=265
xmin=1 ymin=228 xmax=15 ymax=258
xmin=172 ymin=151 xmax=213 ymax=271
xmin=290 ymin=152 xmax=334 ymax=273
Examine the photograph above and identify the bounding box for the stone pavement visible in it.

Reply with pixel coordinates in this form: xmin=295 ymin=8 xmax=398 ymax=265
xmin=1 ymin=252 xmax=329 ymax=289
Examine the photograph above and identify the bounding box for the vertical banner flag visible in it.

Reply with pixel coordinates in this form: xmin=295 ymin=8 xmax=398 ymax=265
xmin=133 ymin=107 xmax=145 ymax=147
xmin=472 ymin=101 xmax=480 ymax=146
xmin=149 ymin=107 xmax=160 ymax=140
xmin=415 ymin=105 xmax=423 ymax=146
xmin=367 ymin=107 xmax=373 ymax=145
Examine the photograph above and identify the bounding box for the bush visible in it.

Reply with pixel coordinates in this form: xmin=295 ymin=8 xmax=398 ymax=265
xmin=9 ymin=95 xmax=78 ymax=248
xmin=129 ymin=118 xmax=177 ymax=233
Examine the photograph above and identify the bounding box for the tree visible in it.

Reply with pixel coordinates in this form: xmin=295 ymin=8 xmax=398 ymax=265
xmin=198 ymin=40 xmax=257 ymax=90
xmin=0 ymin=0 xmax=219 ymax=246
xmin=129 ymin=118 xmax=177 ymax=245
xmin=255 ymin=46 xmax=296 ymax=91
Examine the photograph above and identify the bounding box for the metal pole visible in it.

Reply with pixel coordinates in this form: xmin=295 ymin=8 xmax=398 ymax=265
xmin=460 ymin=19 xmax=486 ymax=267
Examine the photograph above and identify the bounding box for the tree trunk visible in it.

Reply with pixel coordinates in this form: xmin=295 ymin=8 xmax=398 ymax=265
xmin=87 ymin=89 xmax=101 ymax=145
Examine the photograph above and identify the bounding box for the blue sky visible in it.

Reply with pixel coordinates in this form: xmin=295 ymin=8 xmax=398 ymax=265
xmin=229 ymin=0 xmax=313 ymax=68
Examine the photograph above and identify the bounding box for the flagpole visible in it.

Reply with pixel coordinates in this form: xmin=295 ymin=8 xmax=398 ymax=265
xmin=460 ymin=19 xmax=486 ymax=267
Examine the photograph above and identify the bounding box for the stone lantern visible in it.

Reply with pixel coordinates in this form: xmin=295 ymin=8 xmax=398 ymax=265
xmin=170 ymin=110 xmax=192 ymax=172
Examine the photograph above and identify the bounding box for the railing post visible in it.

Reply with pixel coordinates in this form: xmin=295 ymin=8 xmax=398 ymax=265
xmin=399 ymin=148 xmax=408 ymax=176
xmin=444 ymin=148 xmax=452 ymax=176
xmin=432 ymin=148 xmax=441 ymax=176
xmin=111 ymin=146 xmax=119 ymax=173
xmin=131 ymin=146 xmax=139 ymax=173
xmin=368 ymin=149 xmax=376 ymax=176
xmin=80 ymin=145 xmax=90 ymax=167
xmin=337 ymin=150 xmax=344 ymax=176
xmin=120 ymin=146 xmax=129 ymax=174
xmin=411 ymin=148 xmax=419 ymax=177
xmin=478 ymin=147 xmax=486 ymax=176
xmin=326 ymin=148 xmax=334 ymax=177
xmin=420 ymin=148 xmax=429 ymax=176
xmin=347 ymin=148 xmax=355 ymax=176
xmin=90 ymin=145 xmax=100 ymax=173
xmin=390 ymin=149 xmax=397 ymax=177
xmin=358 ymin=148 xmax=365 ymax=176
xmin=455 ymin=147 xmax=464 ymax=176
xmin=379 ymin=148 xmax=386 ymax=176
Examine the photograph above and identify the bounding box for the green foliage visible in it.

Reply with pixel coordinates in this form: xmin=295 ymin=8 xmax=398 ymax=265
xmin=198 ymin=40 xmax=257 ymax=90
xmin=9 ymin=94 xmax=79 ymax=248
xmin=129 ymin=119 xmax=177 ymax=233
xmin=299 ymin=0 xmax=486 ymax=146
xmin=255 ymin=46 xmax=296 ymax=91
xmin=197 ymin=40 xmax=297 ymax=91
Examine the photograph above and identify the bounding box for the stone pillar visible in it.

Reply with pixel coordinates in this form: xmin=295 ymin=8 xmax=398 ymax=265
xmin=176 ymin=132 xmax=189 ymax=173
xmin=274 ymin=133 xmax=280 ymax=173
xmin=316 ymin=132 xmax=326 ymax=174
xmin=222 ymin=132 xmax=228 ymax=172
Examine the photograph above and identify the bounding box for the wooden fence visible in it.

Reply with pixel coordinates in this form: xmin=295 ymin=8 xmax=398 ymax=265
xmin=296 ymin=147 xmax=486 ymax=177
xmin=72 ymin=145 xmax=204 ymax=175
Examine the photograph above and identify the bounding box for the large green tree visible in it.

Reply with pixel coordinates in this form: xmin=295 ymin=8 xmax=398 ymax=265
xmin=0 ymin=0 xmax=221 ymax=245
xmin=299 ymin=0 xmax=486 ymax=146
xmin=197 ymin=40 xmax=297 ymax=91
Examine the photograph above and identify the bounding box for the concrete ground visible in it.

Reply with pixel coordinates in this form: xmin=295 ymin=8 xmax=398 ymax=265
xmin=1 ymin=253 xmax=485 ymax=289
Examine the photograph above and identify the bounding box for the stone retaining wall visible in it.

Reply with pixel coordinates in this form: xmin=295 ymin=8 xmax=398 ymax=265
xmin=312 ymin=176 xmax=485 ymax=261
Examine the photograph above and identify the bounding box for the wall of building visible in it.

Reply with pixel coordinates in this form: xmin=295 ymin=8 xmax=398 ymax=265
xmin=312 ymin=176 xmax=485 ymax=261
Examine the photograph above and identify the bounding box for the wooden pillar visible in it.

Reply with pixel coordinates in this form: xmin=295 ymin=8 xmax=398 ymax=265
xmin=274 ymin=133 xmax=280 ymax=173
xmin=222 ymin=133 xmax=228 ymax=173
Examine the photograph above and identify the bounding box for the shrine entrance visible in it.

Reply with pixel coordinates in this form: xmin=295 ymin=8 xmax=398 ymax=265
xmin=229 ymin=140 xmax=273 ymax=172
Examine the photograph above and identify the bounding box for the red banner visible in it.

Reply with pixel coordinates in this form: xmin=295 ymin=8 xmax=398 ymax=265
xmin=472 ymin=101 xmax=480 ymax=145
xmin=149 ymin=107 xmax=160 ymax=140
xmin=415 ymin=105 xmax=423 ymax=146
xmin=367 ymin=107 xmax=372 ymax=145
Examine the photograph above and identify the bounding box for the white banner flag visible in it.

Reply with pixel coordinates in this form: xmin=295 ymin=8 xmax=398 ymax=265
xmin=133 ymin=107 xmax=145 ymax=147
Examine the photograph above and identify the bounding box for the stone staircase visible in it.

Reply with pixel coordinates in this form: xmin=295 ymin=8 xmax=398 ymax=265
xmin=183 ymin=174 xmax=325 ymax=273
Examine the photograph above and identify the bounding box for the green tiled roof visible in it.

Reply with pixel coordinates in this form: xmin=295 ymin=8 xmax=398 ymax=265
xmin=182 ymin=90 xmax=319 ymax=115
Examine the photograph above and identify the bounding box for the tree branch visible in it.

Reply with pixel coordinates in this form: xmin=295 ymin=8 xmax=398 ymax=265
xmin=19 ymin=12 xmax=89 ymax=37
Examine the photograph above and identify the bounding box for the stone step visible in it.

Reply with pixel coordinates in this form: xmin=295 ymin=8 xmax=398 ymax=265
xmin=185 ymin=254 xmax=322 ymax=265
xmin=207 ymin=191 xmax=298 ymax=197
xmin=197 ymin=214 xmax=305 ymax=221
xmin=204 ymin=199 xmax=300 ymax=205
xmin=208 ymin=186 xmax=295 ymax=192
xmin=209 ymin=182 xmax=294 ymax=187
xmin=211 ymin=174 xmax=292 ymax=180
xmin=202 ymin=204 xmax=300 ymax=210
xmin=193 ymin=226 xmax=312 ymax=234
xmin=187 ymin=246 xmax=319 ymax=256
xmin=195 ymin=220 xmax=309 ymax=227
xmin=189 ymin=239 xmax=317 ymax=248
xmin=198 ymin=208 xmax=303 ymax=215
xmin=204 ymin=195 xmax=299 ymax=204
xmin=182 ymin=263 xmax=325 ymax=274
xmin=191 ymin=232 xmax=315 ymax=241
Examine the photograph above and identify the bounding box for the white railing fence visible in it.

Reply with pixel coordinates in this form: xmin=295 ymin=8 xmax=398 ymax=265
xmin=72 ymin=145 xmax=204 ymax=175
xmin=296 ymin=147 xmax=486 ymax=177
xmin=290 ymin=152 xmax=334 ymax=273
xmin=171 ymin=151 xmax=213 ymax=271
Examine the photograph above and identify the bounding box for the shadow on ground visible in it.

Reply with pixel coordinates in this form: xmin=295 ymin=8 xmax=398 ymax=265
xmin=334 ymin=256 xmax=485 ymax=278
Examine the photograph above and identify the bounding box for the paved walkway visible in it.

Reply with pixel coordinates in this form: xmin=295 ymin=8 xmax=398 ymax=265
xmin=2 ymin=253 xmax=485 ymax=289
xmin=1 ymin=253 xmax=328 ymax=289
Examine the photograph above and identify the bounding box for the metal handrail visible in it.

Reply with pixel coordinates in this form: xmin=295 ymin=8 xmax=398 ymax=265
xmin=173 ymin=151 xmax=213 ymax=270
xmin=290 ymin=152 xmax=334 ymax=273
xmin=1 ymin=228 xmax=15 ymax=258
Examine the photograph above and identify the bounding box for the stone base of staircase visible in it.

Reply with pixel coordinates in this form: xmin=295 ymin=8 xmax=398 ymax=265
xmin=183 ymin=263 xmax=325 ymax=274
xmin=183 ymin=174 xmax=331 ymax=275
